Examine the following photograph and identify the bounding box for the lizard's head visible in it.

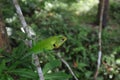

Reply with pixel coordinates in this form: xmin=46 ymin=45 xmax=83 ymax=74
xmin=53 ymin=35 xmax=67 ymax=49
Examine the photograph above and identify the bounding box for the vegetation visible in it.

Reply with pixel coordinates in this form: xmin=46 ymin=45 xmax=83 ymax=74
xmin=0 ymin=0 xmax=120 ymax=80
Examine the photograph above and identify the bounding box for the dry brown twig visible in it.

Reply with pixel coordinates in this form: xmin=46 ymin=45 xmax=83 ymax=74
xmin=94 ymin=0 xmax=105 ymax=80
xmin=56 ymin=52 xmax=78 ymax=80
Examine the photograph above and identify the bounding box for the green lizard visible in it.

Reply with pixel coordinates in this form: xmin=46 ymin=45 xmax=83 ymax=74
xmin=30 ymin=35 xmax=67 ymax=54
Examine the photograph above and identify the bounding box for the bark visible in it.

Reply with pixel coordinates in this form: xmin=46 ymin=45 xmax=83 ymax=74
xmin=0 ymin=9 xmax=11 ymax=52
xmin=96 ymin=0 xmax=109 ymax=28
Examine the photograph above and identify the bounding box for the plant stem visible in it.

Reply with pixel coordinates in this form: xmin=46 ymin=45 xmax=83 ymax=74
xmin=12 ymin=0 xmax=44 ymax=80
xmin=56 ymin=52 xmax=78 ymax=80
xmin=94 ymin=0 xmax=105 ymax=80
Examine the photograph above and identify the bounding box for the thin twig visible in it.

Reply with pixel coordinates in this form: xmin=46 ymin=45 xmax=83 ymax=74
xmin=12 ymin=0 xmax=44 ymax=80
xmin=56 ymin=52 xmax=79 ymax=80
xmin=12 ymin=0 xmax=29 ymax=36
xmin=94 ymin=0 xmax=105 ymax=80
xmin=33 ymin=54 xmax=45 ymax=80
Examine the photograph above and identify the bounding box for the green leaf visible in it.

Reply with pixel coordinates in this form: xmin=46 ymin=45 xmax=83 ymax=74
xmin=78 ymin=62 xmax=87 ymax=67
xmin=0 ymin=60 xmax=6 ymax=75
xmin=78 ymin=63 xmax=87 ymax=71
xmin=85 ymin=71 xmax=92 ymax=78
xmin=0 ymin=48 xmax=3 ymax=53
xmin=45 ymin=72 xmax=71 ymax=80
xmin=97 ymin=76 xmax=104 ymax=80
xmin=6 ymin=75 xmax=14 ymax=80
xmin=43 ymin=60 xmax=61 ymax=74
xmin=10 ymin=69 xmax=37 ymax=79
xmin=0 ymin=75 xmax=7 ymax=80
xmin=116 ymin=59 xmax=120 ymax=65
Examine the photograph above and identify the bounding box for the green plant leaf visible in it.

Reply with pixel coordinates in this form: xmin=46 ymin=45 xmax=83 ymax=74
xmin=85 ymin=71 xmax=92 ymax=78
xmin=10 ymin=69 xmax=37 ymax=79
xmin=0 ymin=60 xmax=6 ymax=75
xmin=116 ymin=59 xmax=120 ymax=65
xmin=6 ymin=75 xmax=14 ymax=80
xmin=78 ymin=63 xmax=87 ymax=71
xmin=45 ymin=72 xmax=71 ymax=80
xmin=43 ymin=59 xmax=61 ymax=74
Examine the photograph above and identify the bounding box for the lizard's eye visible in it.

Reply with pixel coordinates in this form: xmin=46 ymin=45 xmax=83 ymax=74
xmin=53 ymin=44 xmax=56 ymax=47
xmin=61 ymin=38 xmax=65 ymax=41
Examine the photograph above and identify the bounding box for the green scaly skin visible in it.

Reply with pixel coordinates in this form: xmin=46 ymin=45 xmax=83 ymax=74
xmin=30 ymin=35 xmax=67 ymax=54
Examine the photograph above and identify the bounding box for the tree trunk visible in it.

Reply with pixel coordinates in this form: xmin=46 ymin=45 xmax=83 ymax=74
xmin=96 ymin=0 xmax=109 ymax=28
xmin=0 ymin=9 xmax=11 ymax=52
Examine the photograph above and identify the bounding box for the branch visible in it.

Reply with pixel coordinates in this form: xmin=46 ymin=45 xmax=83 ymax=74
xmin=33 ymin=54 xmax=45 ymax=80
xmin=12 ymin=0 xmax=44 ymax=80
xmin=56 ymin=52 xmax=78 ymax=80
xmin=94 ymin=0 xmax=105 ymax=80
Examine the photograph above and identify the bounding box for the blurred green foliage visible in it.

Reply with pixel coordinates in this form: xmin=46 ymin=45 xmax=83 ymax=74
xmin=0 ymin=0 xmax=120 ymax=80
xmin=109 ymin=0 xmax=120 ymax=23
